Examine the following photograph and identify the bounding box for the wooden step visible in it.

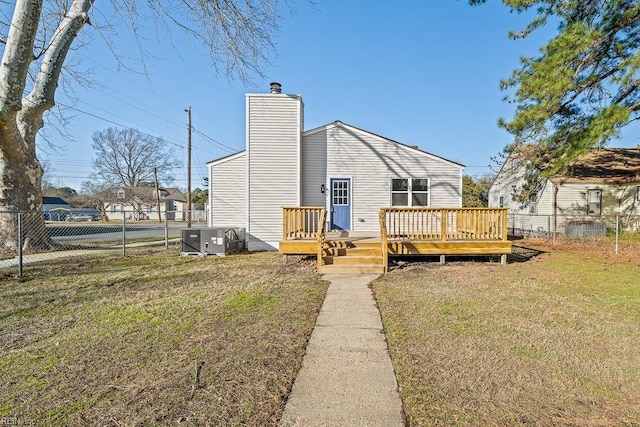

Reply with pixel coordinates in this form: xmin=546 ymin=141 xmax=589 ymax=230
xmin=323 ymin=255 xmax=382 ymax=265
xmin=323 ymin=241 xmax=381 ymax=250
xmin=323 ymin=247 xmax=382 ymax=256
xmin=320 ymin=264 xmax=385 ymax=275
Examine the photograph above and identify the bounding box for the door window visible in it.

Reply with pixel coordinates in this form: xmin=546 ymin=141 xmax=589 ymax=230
xmin=332 ymin=180 xmax=349 ymax=206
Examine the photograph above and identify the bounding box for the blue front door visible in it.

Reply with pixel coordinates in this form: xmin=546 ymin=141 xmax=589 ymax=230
xmin=330 ymin=178 xmax=351 ymax=230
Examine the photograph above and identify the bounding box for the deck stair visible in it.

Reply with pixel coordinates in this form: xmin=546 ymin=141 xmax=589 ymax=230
xmin=320 ymin=233 xmax=384 ymax=274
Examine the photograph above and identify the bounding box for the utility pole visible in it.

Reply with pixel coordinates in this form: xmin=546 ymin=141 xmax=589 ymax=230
xmin=185 ymin=107 xmax=192 ymax=228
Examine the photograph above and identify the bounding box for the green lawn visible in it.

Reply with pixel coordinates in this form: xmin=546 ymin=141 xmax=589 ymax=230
xmin=0 ymin=250 xmax=327 ymax=426
xmin=373 ymin=248 xmax=640 ymax=426
xmin=4 ymin=244 xmax=639 ymax=426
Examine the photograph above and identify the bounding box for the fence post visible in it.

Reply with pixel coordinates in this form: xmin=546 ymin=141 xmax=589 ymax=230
xmin=164 ymin=211 xmax=169 ymax=249
xmin=122 ymin=212 xmax=127 ymax=257
xmin=615 ymin=215 xmax=619 ymax=255
xmin=17 ymin=212 xmax=23 ymax=278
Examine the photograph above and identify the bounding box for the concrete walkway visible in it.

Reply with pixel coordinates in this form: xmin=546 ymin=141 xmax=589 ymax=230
xmin=280 ymin=274 xmax=405 ymax=427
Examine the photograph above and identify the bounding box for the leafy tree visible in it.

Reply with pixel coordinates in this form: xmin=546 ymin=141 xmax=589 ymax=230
xmin=0 ymin=0 xmax=290 ymax=251
xmin=91 ymin=127 xmax=180 ymax=188
xmin=43 ymin=186 xmax=78 ymax=200
xmin=191 ymin=188 xmax=208 ymax=210
xmin=462 ymin=175 xmax=491 ymax=207
xmin=471 ymin=1 xmax=640 ymax=192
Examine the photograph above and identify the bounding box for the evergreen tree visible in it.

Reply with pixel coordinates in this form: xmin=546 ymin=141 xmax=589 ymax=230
xmin=472 ymin=1 xmax=640 ymax=184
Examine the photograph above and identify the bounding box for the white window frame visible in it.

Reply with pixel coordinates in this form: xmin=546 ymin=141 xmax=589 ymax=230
xmin=499 ymin=195 xmax=504 ymax=208
xmin=587 ymin=189 xmax=602 ymax=216
xmin=529 ymin=193 xmax=538 ymax=214
xmin=390 ymin=178 xmax=430 ymax=207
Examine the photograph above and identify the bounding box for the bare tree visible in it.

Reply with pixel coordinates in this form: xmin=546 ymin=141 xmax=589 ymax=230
xmin=80 ymin=181 xmax=118 ymax=221
xmin=0 ymin=0 xmax=289 ymax=251
xmin=91 ymin=127 xmax=179 ymax=187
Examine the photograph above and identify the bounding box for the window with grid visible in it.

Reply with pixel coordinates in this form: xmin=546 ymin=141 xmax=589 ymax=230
xmin=391 ymin=178 xmax=429 ymax=207
xmin=332 ymin=180 xmax=348 ymax=205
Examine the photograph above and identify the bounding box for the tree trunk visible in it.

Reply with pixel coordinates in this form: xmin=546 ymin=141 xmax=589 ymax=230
xmin=0 ymin=120 xmax=48 ymax=252
xmin=0 ymin=0 xmax=92 ymax=252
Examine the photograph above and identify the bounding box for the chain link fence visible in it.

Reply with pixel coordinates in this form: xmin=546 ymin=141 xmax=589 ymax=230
xmin=0 ymin=210 xmax=207 ymax=277
xmin=509 ymin=212 xmax=640 ymax=255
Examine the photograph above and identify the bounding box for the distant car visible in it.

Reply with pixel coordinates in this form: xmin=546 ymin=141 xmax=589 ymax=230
xmin=66 ymin=214 xmax=95 ymax=222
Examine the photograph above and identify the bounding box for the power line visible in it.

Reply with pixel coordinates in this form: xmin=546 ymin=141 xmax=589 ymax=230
xmin=191 ymin=126 xmax=239 ymax=153
xmin=56 ymin=101 xmax=184 ymax=149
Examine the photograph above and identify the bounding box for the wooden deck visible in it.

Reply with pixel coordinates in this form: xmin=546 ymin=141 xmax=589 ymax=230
xmin=280 ymin=207 xmax=512 ymax=274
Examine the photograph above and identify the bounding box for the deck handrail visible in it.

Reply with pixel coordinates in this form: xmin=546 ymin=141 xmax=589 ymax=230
xmin=380 ymin=207 xmax=509 ymax=241
xmin=378 ymin=209 xmax=389 ymax=273
xmin=282 ymin=206 xmax=326 ymax=240
xmin=316 ymin=208 xmax=327 ymax=271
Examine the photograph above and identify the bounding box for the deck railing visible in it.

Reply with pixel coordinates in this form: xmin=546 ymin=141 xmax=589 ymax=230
xmin=317 ymin=208 xmax=327 ymax=270
xmin=282 ymin=206 xmax=326 ymax=240
xmin=380 ymin=207 xmax=509 ymax=241
xmin=378 ymin=209 xmax=389 ymax=273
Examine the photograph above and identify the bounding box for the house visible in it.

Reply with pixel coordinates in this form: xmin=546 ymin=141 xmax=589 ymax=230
xmin=43 ymin=196 xmax=72 ymax=220
xmin=207 ymin=83 xmax=465 ymax=251
xmin=489 ymin=148 xmax=640 ymax=234
xmin=43 ymin=197 xmax=101 ymax=221
xmin=107 ymin=187 xmax=187 ymax=221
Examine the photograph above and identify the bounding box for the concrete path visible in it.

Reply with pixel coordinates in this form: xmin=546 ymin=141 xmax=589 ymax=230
xmin=280 ymin=274 xmax=405 ymax=427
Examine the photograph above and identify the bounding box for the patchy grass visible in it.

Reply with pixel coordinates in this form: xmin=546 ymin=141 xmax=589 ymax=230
xmin=0 ymin=249 xmax=327 ymax=426
xmin=374 ymin=246 xmax=640 ymax=426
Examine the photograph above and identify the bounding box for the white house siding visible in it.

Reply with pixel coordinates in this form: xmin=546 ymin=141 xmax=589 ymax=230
xmin=247 ymin=94 xmax=302 ymax=250
xmin=488 ymin=160 xmax=526 ymax=212
xmin=324 ymin=123 xmax=463 ymax=234
xmin=301 ymin=130 xmax=327 ymax=207
xmin=554 ymin=182 xmax=640 ymax=217
xmin=208 ymin=152 xmax=247 ymax=228
xmin=490 ymin=158 xmax=640 ymax=234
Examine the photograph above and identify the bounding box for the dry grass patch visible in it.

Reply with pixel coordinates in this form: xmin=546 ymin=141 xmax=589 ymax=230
xmin=0 ymin=250 xmax=327 ymax=426
xmin=374 ymin=247 xmax=640 ymax=426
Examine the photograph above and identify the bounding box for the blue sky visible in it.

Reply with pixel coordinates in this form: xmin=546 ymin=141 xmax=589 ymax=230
xmin=37 ymin=1 xmax=632 ymax=191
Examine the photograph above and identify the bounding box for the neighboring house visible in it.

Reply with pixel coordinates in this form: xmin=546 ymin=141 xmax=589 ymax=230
xmin=207 ymin=83 xmax=464 ymax=251
xmin=489 ymin=148 xmax=640 ymax=233
xmin=43 ymin=196 xmax=72 ymax=220
xmin=107 ymin=187 xmax=187 ymax=221
xmin=43 ymin=197 xmax=100 ymax=221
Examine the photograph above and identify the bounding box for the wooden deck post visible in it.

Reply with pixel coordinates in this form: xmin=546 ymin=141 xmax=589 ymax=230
xmin=441 ymin=209 xmax=447 ymax=242
xmin=502 ymin=208 xmax=508 ymax=242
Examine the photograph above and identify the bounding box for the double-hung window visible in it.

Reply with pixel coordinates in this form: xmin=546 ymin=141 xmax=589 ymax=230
xmin=391 ymin=178 xmax=429 ymax=207
xmin=587 ymin=189 xmax=602 ymax=215
xmin=529 ymin=193 xmax=538 ymax=214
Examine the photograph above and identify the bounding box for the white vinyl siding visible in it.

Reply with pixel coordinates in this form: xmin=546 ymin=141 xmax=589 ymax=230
xmin=490 ymin=154 xmax=640 ymax=221
xmin=324 ymin=124 xmax=463 ymax=233
xmin=556 ymin=183 xmax=640 ymax=216
xmin=247 ymin=94 xmax=302 ymax=250
xmin=209 ymin=152 xmax=247 ymax=228
xmin=301 ymin=129 xmax=327 ymax=207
